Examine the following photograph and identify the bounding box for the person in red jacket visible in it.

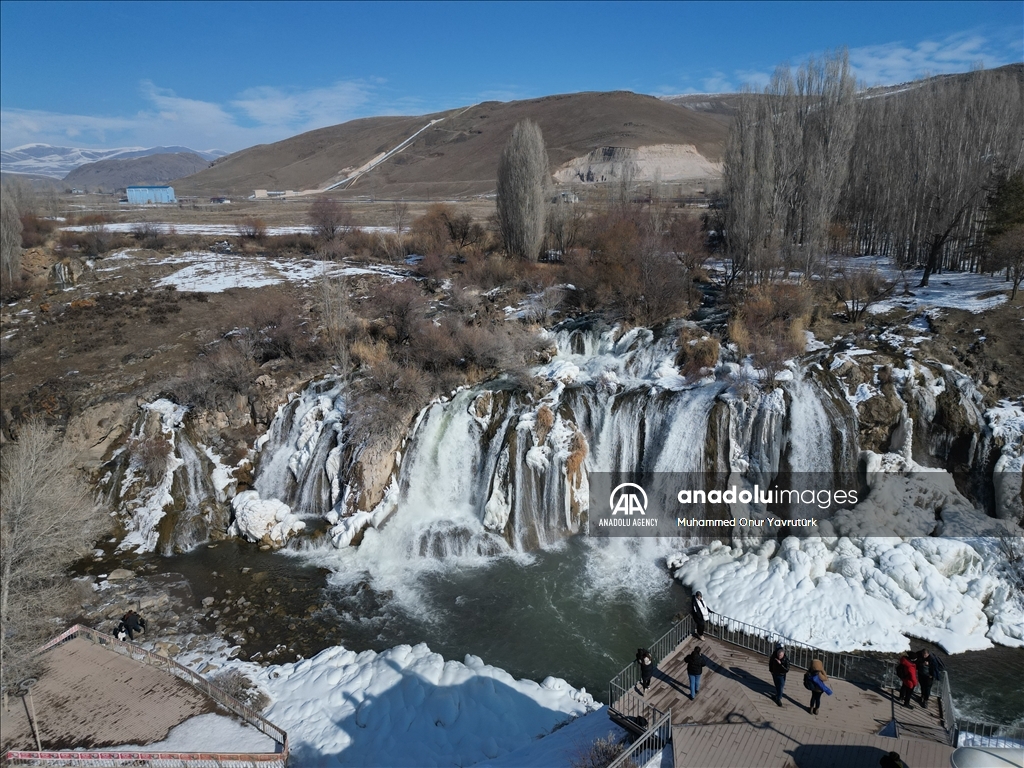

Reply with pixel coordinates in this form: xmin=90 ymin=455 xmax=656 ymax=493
xmin=897 ymin=654 xmax=918 ymax=708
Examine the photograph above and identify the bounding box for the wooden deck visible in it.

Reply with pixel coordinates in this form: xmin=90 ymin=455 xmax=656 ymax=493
xmin=2 ymin=636 xmax=215 ymax=751
xmin=613 ymin=636 xmax=955 ymax=768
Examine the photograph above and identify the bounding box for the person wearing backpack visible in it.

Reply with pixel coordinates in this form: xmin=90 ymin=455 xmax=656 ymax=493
xmin=636 ymin=648 xmax=654 ymax=694
xmin=684 ymin=645 xmax=706 ymax=700
xmin=768 ymin=646 xmax=790 ymax=707
xmin=804 ymin=659 xmax=832 ymax=715
xmin=897 ymin=654 xmax=918 ymax=708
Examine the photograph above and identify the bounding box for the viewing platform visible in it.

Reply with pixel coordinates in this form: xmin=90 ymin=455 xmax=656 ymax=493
xmin=607 ymin=614 xmax=1022 ymax=768
xmin=2 ymin=625 xmax=287 ymax=765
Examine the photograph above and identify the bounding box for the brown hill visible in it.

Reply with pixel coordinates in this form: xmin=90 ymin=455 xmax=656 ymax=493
xmin=177 ymin=91 xmax=729 ymax=199
xmin=63 ymin=152 xmax=211 ymax=192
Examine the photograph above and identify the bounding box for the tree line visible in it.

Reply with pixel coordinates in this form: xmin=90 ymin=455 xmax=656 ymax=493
xmin=723 ymin=53 xmax=1024 ymax=288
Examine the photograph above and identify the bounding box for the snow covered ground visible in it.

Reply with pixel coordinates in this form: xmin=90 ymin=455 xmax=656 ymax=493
xmin=63 ymin=222 xmax=394 ymax=236
xmin=853 ymin=255 xmax=1013 ymax=314
xmin=108 ymin=712 xmax=278 ymax=752
xmin=188 ymin=642 xmax=602 ymax=767
xmin=93 ymin=248 xmax=408 ymax=293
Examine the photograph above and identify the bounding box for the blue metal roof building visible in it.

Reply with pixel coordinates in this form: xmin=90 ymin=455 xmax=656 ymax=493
xmin=127 ymin=186 xmax=176 ymax=204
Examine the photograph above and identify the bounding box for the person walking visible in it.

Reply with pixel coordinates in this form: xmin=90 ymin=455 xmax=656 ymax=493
xmin=915 ymin=649 xmax=943 ymax=708
xmin=691 ymin=591 xmax=711 ymax=639
xmin=804 ymin=659 xmax=832 ymax=715
xmin=684 ymin=645 xmax=705 ymax=701
xmin=768 ymin=646 xmax=790 ymax=706
xmin=897 ymin=654 xmax=918 ymax=709
xmin=636 ymin=648 xmax=654 ymax=695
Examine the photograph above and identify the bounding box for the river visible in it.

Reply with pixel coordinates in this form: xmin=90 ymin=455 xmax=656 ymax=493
xmin=95 ymin=534 xmax=1024 ymax=733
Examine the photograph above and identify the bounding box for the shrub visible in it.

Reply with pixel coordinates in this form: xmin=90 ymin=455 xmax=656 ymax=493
xmin=211 ymin=669 xmax=270 ymax=711
xmin=730 ymin=283 xmax=813 ymax=384
xmin=236 ymin=217 xmax=267 ymax=242
xmin=675 ymin=326 xmax=721 ymax=378
xmin=569 ymin=732 xmax=633 ymax=768
xmin=309 ymin=197 xmax=350 ymax=241
xmin=129 ymin=434 xmax=173 ymax=484
xmin=19 ymin=212 xmax=55 ymax=248
xmin=832 ymin=268 xmax=895 ymax=321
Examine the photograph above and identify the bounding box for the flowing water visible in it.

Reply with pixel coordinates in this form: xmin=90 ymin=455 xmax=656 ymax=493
xmin=95 ymin=322 xmax=1022 ymax=730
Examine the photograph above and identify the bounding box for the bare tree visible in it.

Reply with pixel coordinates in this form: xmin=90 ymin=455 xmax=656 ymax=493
xmin=309 ymin=197 xmax=349 ymax=241
xmin=1 ymin=419 xmax=107 ymax=682
xmin=1 ymin=184 xmax=23 ymax=289
xmin=723 ymin=51 xmax=856 ymax=285
xmin=497 ymin=120 xmax=549 ymax=260
xmin=390 ymin=200 xmax=409 ymax=240
xmin=840 ymin=68 xmax=1023 ymax=283
xmin=548 ymin=193 xmax=587 ymax=256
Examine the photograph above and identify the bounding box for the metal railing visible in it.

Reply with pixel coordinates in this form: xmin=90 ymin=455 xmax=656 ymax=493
xmin=608 ymin=689 xmax=668 ymax=736
xmin=702 ymin=612 xmax=864 ymax=680
xmin=936 ymin=669 xmax=1024 ymax=748
xmin=608 ymin=708 xmax=672 ymax=768
xmin=609 ymin=611 xmax=1024 ymax=751
xmin=4 ymin=624 xmax=288 ymax=766
xmin=609 ymin=614 xmax=694 ymax=709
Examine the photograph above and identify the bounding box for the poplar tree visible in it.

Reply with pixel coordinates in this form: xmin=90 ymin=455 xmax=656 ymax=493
xmin=497 ymin=120 xmax=548 ymax=260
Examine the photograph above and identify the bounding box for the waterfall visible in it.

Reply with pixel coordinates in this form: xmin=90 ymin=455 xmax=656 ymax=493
xmin=102 ymin=399 xmax=228 ymax=554
xmin=240 ymin=320 xmax=999 ymax=558
xmin=252 ymin=380 xmax=346 ymax=517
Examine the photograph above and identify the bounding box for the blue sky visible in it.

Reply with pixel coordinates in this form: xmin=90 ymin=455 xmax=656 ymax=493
xmin=1 ymin=1 xmax=1021 ymax=151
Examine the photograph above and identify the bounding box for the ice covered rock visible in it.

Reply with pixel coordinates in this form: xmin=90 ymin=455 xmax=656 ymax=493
xmin=228 ymin=490 xmax=304 ymax=548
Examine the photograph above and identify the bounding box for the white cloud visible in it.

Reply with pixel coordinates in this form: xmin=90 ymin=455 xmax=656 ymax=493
xmin=656 ymin=30 xmax=1018 ymax=97
xmin=230 ymin=80 xmax=376 ymax=130
xmin=847 ymin=32 xmax=1009 ymax=86
xmin=1 ymin=78 xmax=396 ymax=152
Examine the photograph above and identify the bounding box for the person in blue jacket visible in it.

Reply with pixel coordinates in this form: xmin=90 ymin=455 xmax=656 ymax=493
xmin=805 ymin=658 xmax=833 ymax=715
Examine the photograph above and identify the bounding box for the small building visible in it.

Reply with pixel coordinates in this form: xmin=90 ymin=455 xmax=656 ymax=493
xmin=126 ymin=185 xmax=176 ymax=204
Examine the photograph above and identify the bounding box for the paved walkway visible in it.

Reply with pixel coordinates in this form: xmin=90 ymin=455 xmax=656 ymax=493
xmin=1 ymin=636 xmax=214 ymax=751
xmin=614 ymin=636 xmax=954 ymax=768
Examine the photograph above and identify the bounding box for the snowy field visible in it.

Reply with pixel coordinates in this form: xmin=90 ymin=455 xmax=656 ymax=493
xmin=858 ymin=255 xmax=1012 ymax=314
xmin=93 ymin=248 xmax=409 ymax=293
xmin=63 ymin=222 xmax=394 ymax=236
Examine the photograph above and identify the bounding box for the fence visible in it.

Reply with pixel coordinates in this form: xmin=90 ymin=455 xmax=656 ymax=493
xmin=609 ymin=611 xmax=1024 ymax=751
xmin=608 ymin=709 xmax=672 ymax=768
xmin=936 ymin=670 xmax=1024 ymax=748
xmin=4 ymin=624 xmax=288 ymax=767
xmin=609 ymin=614 xmax=694 ymax=709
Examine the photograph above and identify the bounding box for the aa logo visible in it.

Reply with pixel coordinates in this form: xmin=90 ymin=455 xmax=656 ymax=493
xmin=609 ymin=483 xmax=648 ymax=516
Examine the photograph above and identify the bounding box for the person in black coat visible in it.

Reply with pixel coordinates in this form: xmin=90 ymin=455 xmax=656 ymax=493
xmin=879 ymin=751 xmax=908 ymax=768
xmin=684 ymin=645 xmax=705 ymax=700
xmin=636 ymin=648 xmax=654 ymax=694
xmin=768 ymin=646 xmax=790 ymax=706
xmin=691 ymin=591 xmax=711 ymax=639
xmin=915 ymin=649 xmax=943 ymax=708
xmin=121 ymin=609 xmax=146 ymax=640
